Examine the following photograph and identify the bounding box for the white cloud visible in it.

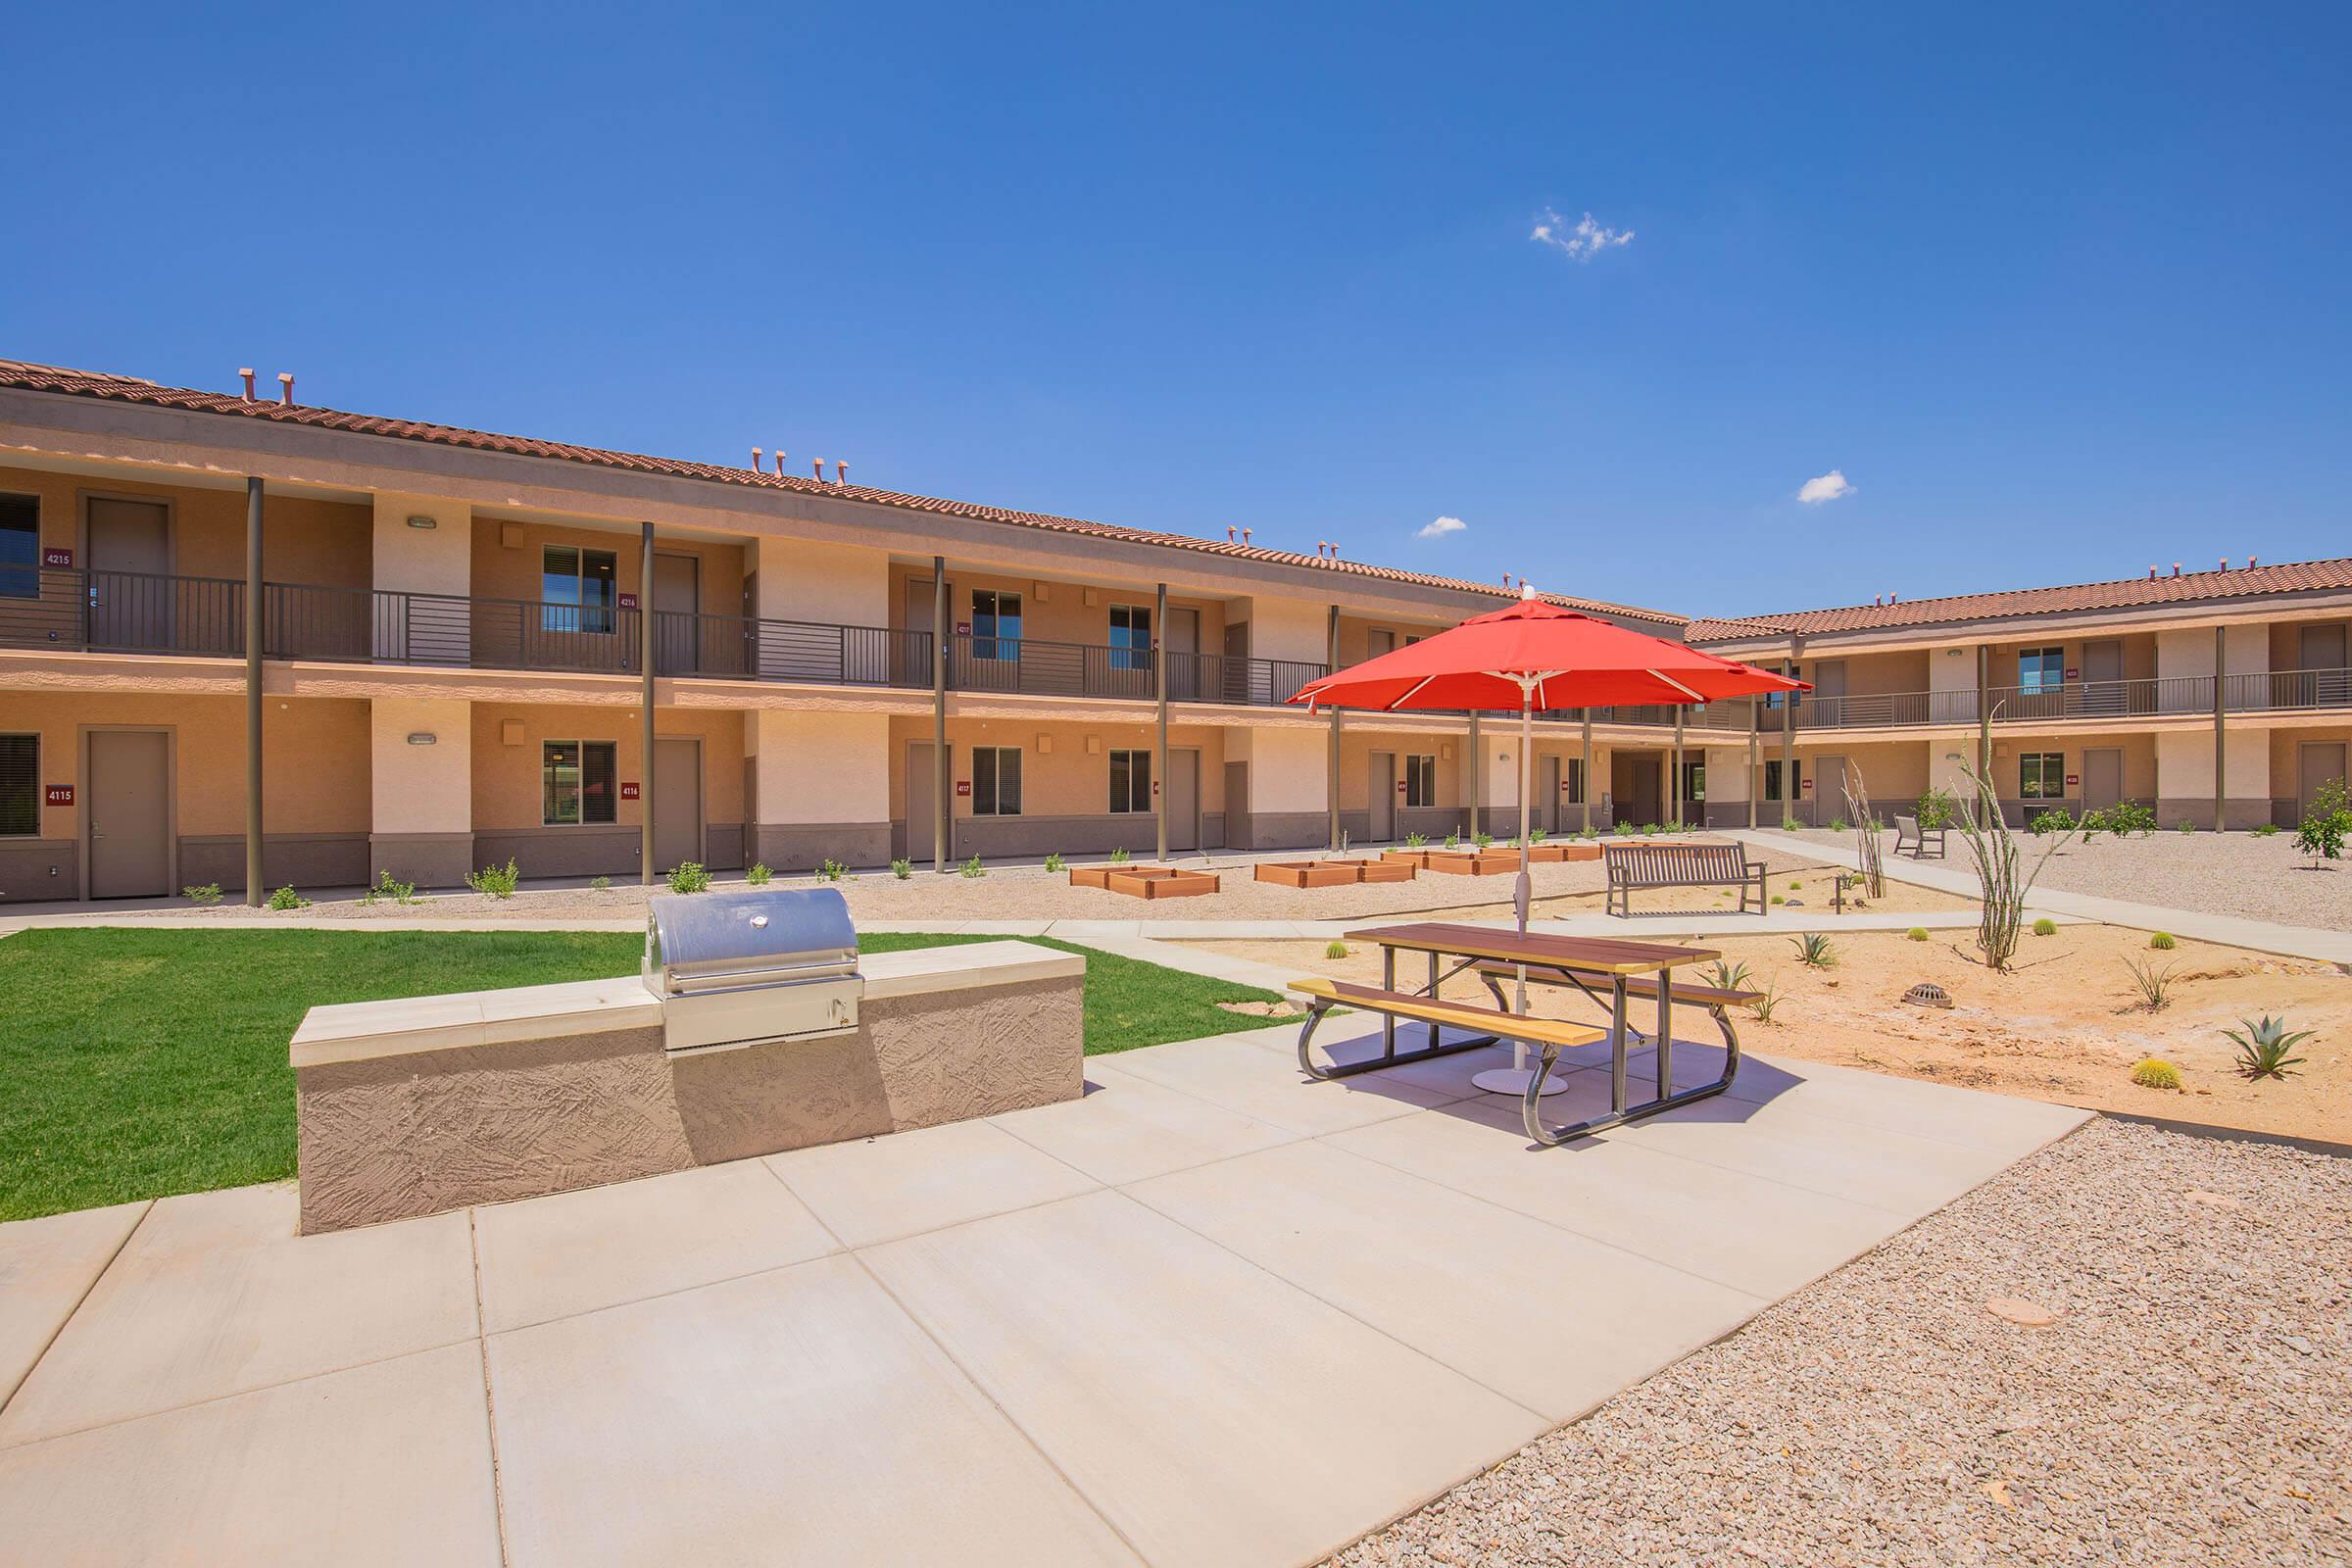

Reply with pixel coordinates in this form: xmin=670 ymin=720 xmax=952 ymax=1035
xmin=1530 ymin=207 xmax=1634 ymax=262
xmin=1417 ymin=514 xmax=1467 ymax=539
xmin=1797 ymin=469 xmax=1855 ymax=505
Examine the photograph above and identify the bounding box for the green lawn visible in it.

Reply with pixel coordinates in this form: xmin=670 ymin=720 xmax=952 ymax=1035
xmin=0 ymin=928 xmax=1286 ymax=1223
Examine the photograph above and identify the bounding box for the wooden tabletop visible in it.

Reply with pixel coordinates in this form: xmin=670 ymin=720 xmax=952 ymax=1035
xmin=1346 ymin=921 xmax=1720 ymax=975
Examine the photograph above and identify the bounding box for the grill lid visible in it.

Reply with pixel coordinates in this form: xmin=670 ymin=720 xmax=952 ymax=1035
xmin=646 ymin=887 xmax=858 ymax=990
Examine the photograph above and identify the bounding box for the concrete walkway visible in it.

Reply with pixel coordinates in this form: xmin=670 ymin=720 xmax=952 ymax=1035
xmin=0 ymin=1021 xmax=2088 ymax=1567
xmin=1731 ymin=827 xmax=2352 ymax=966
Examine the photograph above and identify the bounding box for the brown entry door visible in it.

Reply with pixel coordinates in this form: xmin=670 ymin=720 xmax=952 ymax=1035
xmin=2302 ymin=743 xmax=2348 ymax=822
xmin=2081 ymin=640 xmax=2124 ymax=714
xmin=653 ymin=554 xmax=700 ymax=675
xmin=1368 ymin=751 xmax=1395 ymax=840
xmin=85 ymin=498 xmax=172 ymax=651
xmin=87 ymin=729 xmax=171 ymax=898
xmin=652 ymin=738 xmax=704 ymax=872
xmin=2082 ymin=748 xmax=2124 ymax=811
xmin=1167 ymin=749 xmax=1200 ymax=852
xmin=906 ymin=742 xmax=942 ymax=863
xmin=2299 ymin=625 xmax=2348 ymax=708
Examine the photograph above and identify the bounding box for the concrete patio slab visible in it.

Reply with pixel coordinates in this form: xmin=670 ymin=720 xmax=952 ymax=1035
xmin=990 ymin=1060 xmax=1298 ymax=1184
xmin=1327 ymin=1101 xmax=1929 ymax=1299
xmin=1102 ymin=1024 xmax=1454 ymax=1134
xmin=1128 ymin=1139 xmax=1765 ymax=1422
xmin=766 ymin=1117 xmax=1101 ymax=1249
xmin=0 ymin=1183 xmax=477 ymax=1446
xmin=0 ymin=1342 xmax=501 ymax=1567
xmin=484 ymin=1253 xmax=1139 ymax=1568
xmin=0 ymin=1199 xmax=147 ymax=1405
xmin=471 ymin=1159 xmax=840 ymax=1334
xmin=862 ymin=1187 xmax=1550 ymax=1568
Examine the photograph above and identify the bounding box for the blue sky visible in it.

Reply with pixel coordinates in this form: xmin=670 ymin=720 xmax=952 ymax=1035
xmin=4 ymin=4 xmax=2346 ymax=618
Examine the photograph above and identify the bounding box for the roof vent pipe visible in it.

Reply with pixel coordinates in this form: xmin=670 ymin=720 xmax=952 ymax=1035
xmin=2221 ymin=559 xmax=2230 ymax=571
xmin=752 ymin=447 xmax=762 ymax=470
xmin=812 ymin=459 xmax=824 ymax=479
xmin=238 ymin=368 xmax=256 ymax=402
xmin=836 ymin=462 xmax=848 ymax=484
xmin=276 ymin=372 xmax=294 ymax=407
xmin=2149 ymin=566 xmax=2158 ymax=580
xmin=2173 ymin=563 xmax=2181 ymax=577
xmin=1241 ymin=527 xmax=1251 ymax=545
xmin=2248 ymin=556 xmax=2258 ymax=567
xmin=773 ymin=451 xmax=787 ymax=474
xmin=1225 ymin=525 xmax=1236 ymax=542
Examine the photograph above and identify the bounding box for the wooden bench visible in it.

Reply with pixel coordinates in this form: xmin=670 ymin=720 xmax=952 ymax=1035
xmin=1602 ymin=841 xmax=1766 ymax=916
xmin=1287 ymin=977 xmax=1603 ymax=1082
xmin=1894 ymin=813 xmax=1946 ymax=858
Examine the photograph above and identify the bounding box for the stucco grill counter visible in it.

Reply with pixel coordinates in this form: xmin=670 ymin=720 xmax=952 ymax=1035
xmin=644 ymin=888 xmax=862 ymax=1054
xmin=289 ymin=898 xmax=1086 ymax=1233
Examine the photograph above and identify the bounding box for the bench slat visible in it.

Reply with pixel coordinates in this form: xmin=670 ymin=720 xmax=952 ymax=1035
xmin=1470 ymin=961 xmax=1761 ymax=1006
xmin=1290 ymin=978 xmax=1606 ymax=1051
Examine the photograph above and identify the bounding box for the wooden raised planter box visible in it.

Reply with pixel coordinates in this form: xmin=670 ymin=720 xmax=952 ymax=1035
xmin=1255 ymin=858 xmax=1419 ymax=888
xmin=1103 ymin=867 xmax=1220 ymax=899
xmin=1379 ymin=849 xmax=1430 ymax=870
xmin=1421 ymin=850 xmax=1522 ymax=876
xmin=1522 ymin=842 xmax=1603 ymax=863
xmin=1255 ymin=860 xmax=1361 ymax=889
xmin=1070 ymin=863 xmax=1173 ymax=889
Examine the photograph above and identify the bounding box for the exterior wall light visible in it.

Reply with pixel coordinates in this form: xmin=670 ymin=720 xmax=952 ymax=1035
xmin=407 ymin=733 xmax=437 ymax=746
xmin=405 ymin=514 xmax=437 ymax=530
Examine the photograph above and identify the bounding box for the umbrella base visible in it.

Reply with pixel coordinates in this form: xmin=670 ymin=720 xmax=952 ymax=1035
xmin=1471 ymin=1067 xmax=1573 ymax=1097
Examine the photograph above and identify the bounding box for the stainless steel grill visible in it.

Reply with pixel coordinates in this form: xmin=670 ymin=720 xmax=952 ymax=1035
xmin=643 ymin=887 xmax=862 ymax=1055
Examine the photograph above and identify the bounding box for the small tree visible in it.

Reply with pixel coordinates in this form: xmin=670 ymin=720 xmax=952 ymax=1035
xmin=2297 ymin=777 xmax=2349 ymax=867
xmin=1916 ymin=785 xmax=1958 ymax=832
xmin=1952 ymin=757 xmax=2076 ymax=970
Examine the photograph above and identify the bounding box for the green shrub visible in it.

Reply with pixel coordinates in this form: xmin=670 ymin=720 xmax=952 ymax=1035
xmin=2149 ymin=931 xmax=2176 ymax=950
xmin=1473 ymin=830 xmax=1494 ymax=850
xmin=959 ymin=856 xmax=986 ymax=878
xmin=2225 ymin=1015 xmax=2313 ymax=1080
xmin=1405 ymin=831 xmax=1427 ymax=849
xmin=1578 ymin=826 xmax=1599 ymax=840
xmin=181 ymin=883 xmax=223 ymax=906
xmin=2130 ymin=1058 xmax=2181 ymax=1091
xmin=2296 ymin=778 xmax=2350 ymax=863
xmin=2104 ymin=801 xmax=2157 ymax=837
xmin=2029 ymin=808 xmax=2076 ymax=836
xmin=1789 ymin=933 xmax=1836 ymax=968
xmin=815 ymin=858 xmax=847 ymax=882
xmin=1827 ymin=815 xmax=1849 ymax=834
xmin=1641 ymin=821 xmax=1660 ymax=835
xmin=590 ymin=874 xmax=612 ymax=892
xmin=745 ymin=862 xmax=772 ymax=886
xmin=1445 ymin=832 xmax=1461 ymax=850
xmin=1906 ymin=926 xmax=1930 ymax=942
xmin=265 ymin=884 xmax=310 ymax=912
xmin=2253 ymin=821 xmax=2281 ymax=836
xmin=891 ymin=858 xmax=912 ymax=880
xmin=1748 ymin=976 xmax=1786 ymax=1024
xmin=1916 ymin=786 xmax=1958 ymax=831
xmin=2125 ymin=956 xmax=2176 ymax=1010
xmin=1109 ymin=847 xmax=1131 ymax=864
xmin=666 ymin=861 xmax=712 ymax=895
xmin=1781 ymin=814 xmax=1802 ymax=831
xmin=1770 ymin=894 xmax=1787 ymax=906
xmin=1043 ymin=853 xmax=1065 ymax=873
xmin=1615 ymin=821 xmax=1639 ymax=837
xmin=2032 ymin=917 xmax=2057 ymax=936
xmin=1530 ymin=827 xmax=1548 ymax=844
xmin=466 ymin=859 xmax=520 ymax=899
xmin=364 ymin=869 xmax=421 ymax=906
xmin=1324 ymin=941 xmax=1349 ymax=959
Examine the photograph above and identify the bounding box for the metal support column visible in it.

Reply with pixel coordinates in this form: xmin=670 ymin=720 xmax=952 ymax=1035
xmin=1670 ymin=708 xmax=1685 ymax=828
xmin=1746 ymin=698 xmax=1760 ymax=829
xmin=639 ymin=521 xmax=657 ymax=886
xmin=1580 ymin=710 xmax=1592 ymax=833
xmin=1780 ymin=650 xmax=1797 ymax=827
xmin=1153 ymin=581 xmax=1169 ymax=861
xmin=1467 ymin=712 xmax=1482 ymax=839
xmin=932 ymin=557 xmax=949 ymax=873
xmin=2213 ymin=624 xmax=2227 ymax=831
xmin=1326 ymin=605 xmax=1342 ymax=852
xmin=1977 ymin=643 xmax=1993 ymax=826
xmin=243 ymin=477 xmax=264 ymax=906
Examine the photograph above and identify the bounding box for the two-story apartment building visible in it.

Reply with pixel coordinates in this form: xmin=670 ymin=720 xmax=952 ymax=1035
xmin=2 ymin=358 xmax=2346 ymax=905
xmin=0 ymin=360 xmax=1703 ymax=904
xmin=1682 ymin=564 xmax=2352 ymax=830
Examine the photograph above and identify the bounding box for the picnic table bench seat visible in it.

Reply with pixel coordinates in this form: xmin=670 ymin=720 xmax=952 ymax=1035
xmin=1603 ymin=841 xmax=1767 ymax=916
xmin=1468 ymin=959 xmax=1759 ymax=1056
xmin=1287 ymin=977 xmax=1604 ymax=1082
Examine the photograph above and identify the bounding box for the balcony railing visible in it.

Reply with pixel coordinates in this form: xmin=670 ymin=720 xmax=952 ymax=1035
xmin=0 ymin=567 xmax=247 ymax=657
xmin=2225 ymin=667 xmax=2352 ymax=712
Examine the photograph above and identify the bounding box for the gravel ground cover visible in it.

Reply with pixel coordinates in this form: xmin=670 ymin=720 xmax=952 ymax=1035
xmin=1786 ymin=826 xmax=2352 ymax=931
xmin=1331 ymin=1117 xmax=2351 ymax=1567
xmin=101 ymin=843 xmax=1878 ymax=926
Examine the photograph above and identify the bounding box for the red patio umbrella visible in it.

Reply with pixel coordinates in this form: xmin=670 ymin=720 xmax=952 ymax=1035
xmin=1290 ymin=588 xmax=1809 ymax=1093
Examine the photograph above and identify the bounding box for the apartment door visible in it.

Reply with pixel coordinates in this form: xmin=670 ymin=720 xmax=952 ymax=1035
xmin=85 ymin=728 xmax=171 ymax=898
xmin=1368 ymin=750 xmax=1396 ymax=840
xmin=1221 ymin=621 xmax=1250 ymax=702
xmin=1165 ymin=608 xmax=1200 ymax=701
xmin=900 ymin=574 xmax=942 ymax=687
xmin=651 ymin=738 xmax=704 ymax=872
xmin=85 ymin=497 xmax=172 ymax=651
xmin=1808 ymin=661 xmax=1846 ymax=728
xmin=1814 ymin=754 xmax=1848 ymax=824
xmin=2301 ymin=743 xmax=2348 ymax=821
xmin=906 ymin=741 xmax=944 ymax=862
xmin=1223 ymin=760 xmax=1249 ymax=847
xmin=653 ymin=554 xmax=701 ymax=675
xmin=2299 ymin=624 xmax=2348 ymax=707
xmin=1618 ymin=755 xmax=1663 ymax=826
xmin=1167 ymin=748 xmax=1200 ymax=852
xmin=2082 ymin=639 xmax=2124 ymax=714
xmin=2082 ymin=747 xmax=2124 ymax=812
xmin=1539 ymin=755 xmax=1561 ymax=833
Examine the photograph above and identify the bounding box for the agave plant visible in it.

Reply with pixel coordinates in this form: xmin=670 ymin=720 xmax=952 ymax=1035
xmin=2225 ymin=1015 xmax=2313 ymax=1080
xmin=1788 ymin=933 xmax=1837 ymax=968
xmin=2124 ymin=956 xmax=2176 ymax=1011
xmin=1705 ymin=958 xmax=1752 ymax=992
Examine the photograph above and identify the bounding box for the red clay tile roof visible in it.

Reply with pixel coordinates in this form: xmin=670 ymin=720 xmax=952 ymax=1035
xmin=0 ymin=359 xmax=1686 ymax=627
xmin=1683 ymin=556 xmax=2352 ymax=644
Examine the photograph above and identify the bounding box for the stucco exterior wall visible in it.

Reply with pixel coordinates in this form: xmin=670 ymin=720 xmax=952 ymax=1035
xmin=0 ymin=465 xmax=369 ymax=588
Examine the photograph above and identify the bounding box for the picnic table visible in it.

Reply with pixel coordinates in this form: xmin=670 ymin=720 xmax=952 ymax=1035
xmin=1291 ymin=922 xmax=1746 ymax=1145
